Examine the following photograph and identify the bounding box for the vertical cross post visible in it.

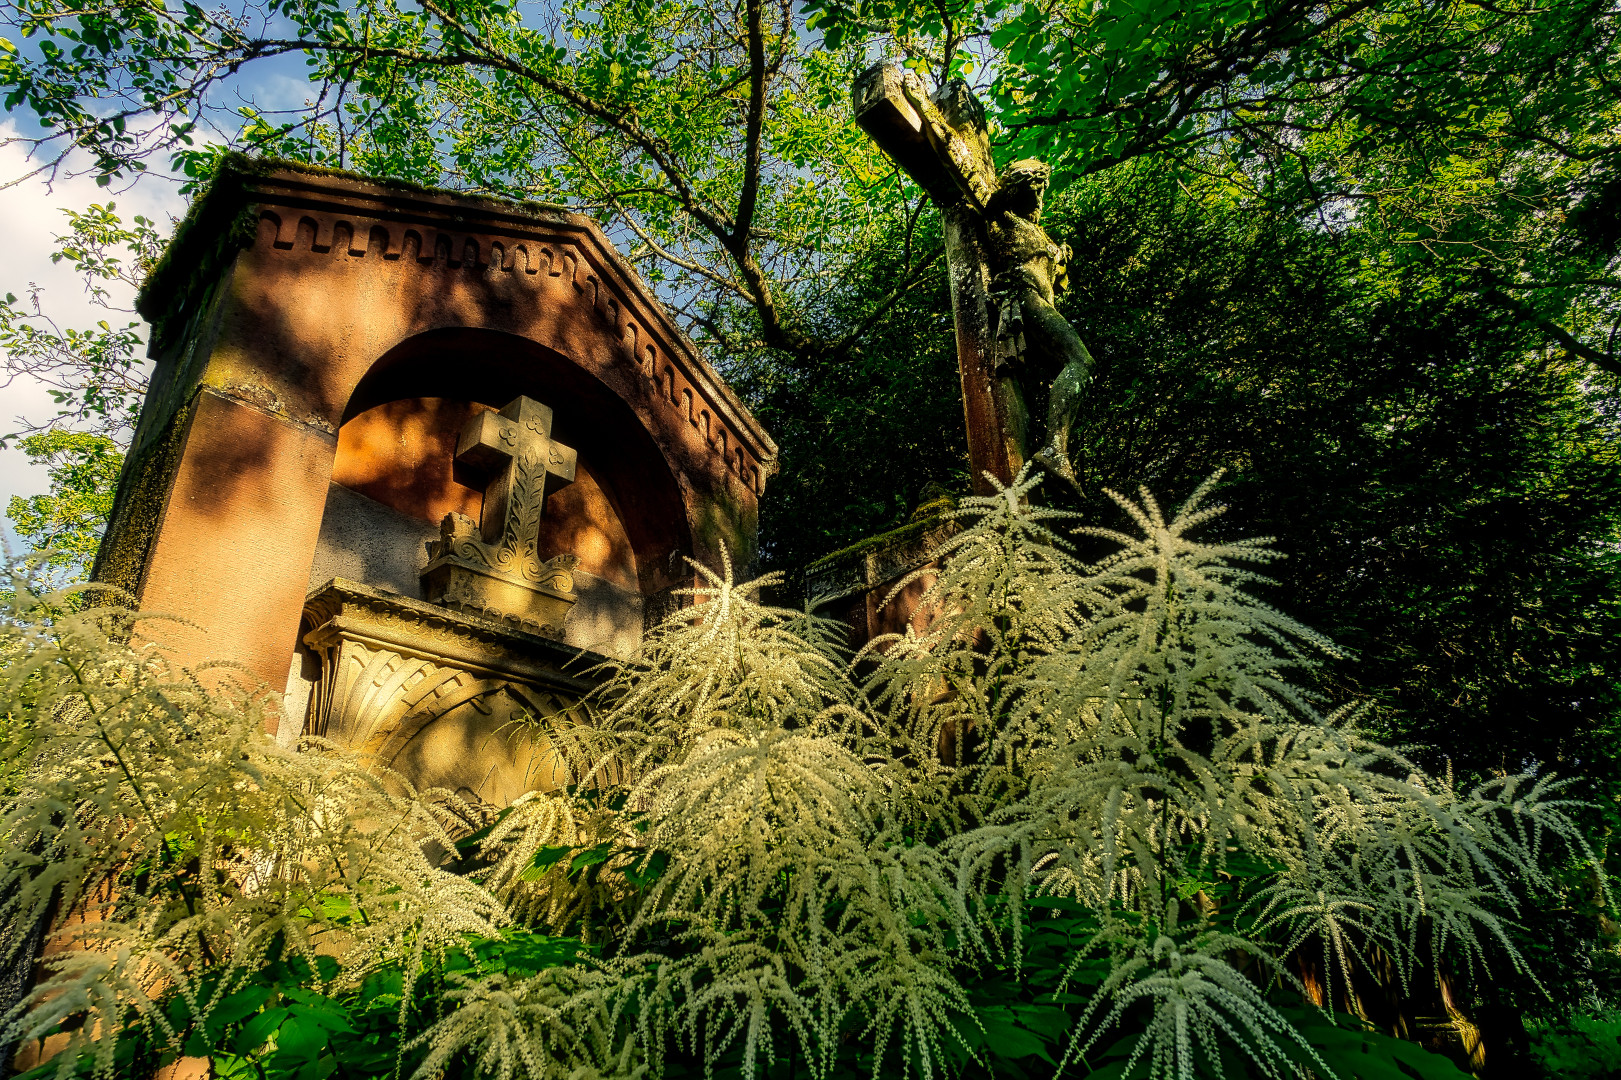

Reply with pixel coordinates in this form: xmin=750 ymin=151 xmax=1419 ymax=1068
xmin=852 ymin=64 xmax=1025 ymax=493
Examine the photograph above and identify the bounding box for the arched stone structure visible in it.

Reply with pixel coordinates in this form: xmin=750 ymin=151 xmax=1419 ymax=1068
xmin=95 ymin=158 xmax=776 ymax=719
xmin=335 ymin=327 xmax=694 ymax=596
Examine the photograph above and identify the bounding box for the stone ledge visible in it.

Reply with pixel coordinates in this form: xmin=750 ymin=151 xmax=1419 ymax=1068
xmin=802 ymin=514 xmax=959 ymax=605
xmin=302 ymin=577 xmax=605 ymax=693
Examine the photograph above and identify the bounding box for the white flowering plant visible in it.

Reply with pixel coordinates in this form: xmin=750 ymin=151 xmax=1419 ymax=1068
xmin=0 ymin=470 xmax=1594 ymax=1080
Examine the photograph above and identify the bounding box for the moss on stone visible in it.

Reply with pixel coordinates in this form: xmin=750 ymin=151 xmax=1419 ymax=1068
xmin=803 ymin=512 xmax=953 ymax=576
xmin=91 ymin=391 xmax=200 ymax=597
xmin=230 ymin=155 xmax=572 ymax=217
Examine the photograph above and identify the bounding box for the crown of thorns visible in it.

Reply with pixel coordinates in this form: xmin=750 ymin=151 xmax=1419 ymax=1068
xmin=998 ymin=159 xmax=1051 ymax=192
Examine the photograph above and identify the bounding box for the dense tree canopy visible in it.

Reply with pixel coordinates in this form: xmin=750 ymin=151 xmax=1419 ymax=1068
xmin=3 ymin=0 xmax=1616 ymax=370
xmin=2 ymin=0 xmax=1620 ymax=1072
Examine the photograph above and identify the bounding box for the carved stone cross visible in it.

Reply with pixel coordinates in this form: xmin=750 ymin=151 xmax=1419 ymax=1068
xmin=457 ymin=396 xmax=578 ymax=555
xmin=852 ymin=64 xmax=1026 ymax=492
xmin=420 ymin=396 xmax=583 ymax=637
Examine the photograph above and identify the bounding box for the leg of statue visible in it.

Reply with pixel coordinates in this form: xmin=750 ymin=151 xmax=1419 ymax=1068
xmin=1045 ymin=350 xmax=1088 ymax=469
xmin=1018 ymin=288 xmax=1093 ymax=487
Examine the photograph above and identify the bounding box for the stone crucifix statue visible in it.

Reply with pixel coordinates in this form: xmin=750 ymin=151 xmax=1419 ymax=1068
xmin=851 ymin=65 xmax=1095 ymax=493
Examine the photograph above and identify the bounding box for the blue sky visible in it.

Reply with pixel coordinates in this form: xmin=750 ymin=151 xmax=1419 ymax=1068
xmin=0 ymin=130 xmax=183 ymax=547
xmin=0 ymin=53 xmax=320 ymax=549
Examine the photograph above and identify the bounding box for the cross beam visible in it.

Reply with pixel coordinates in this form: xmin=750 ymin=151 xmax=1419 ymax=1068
xmin=455 ymin=396 xmax=577 ymax=563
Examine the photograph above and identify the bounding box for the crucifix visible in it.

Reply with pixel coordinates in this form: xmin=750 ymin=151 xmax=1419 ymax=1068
xmin=852 ymin=64 xmax=1095 ymax=495
xmin=420 ymin=396 xmax=583 ymax=637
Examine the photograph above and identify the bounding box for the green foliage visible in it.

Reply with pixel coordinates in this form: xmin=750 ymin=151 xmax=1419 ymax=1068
xmin=6 ymin=480 xmax=1554 ymax=1079
xmin=951 ymin=895 xmax=1476 ymax=1080
xmin=17 ymin=929 xmax=589 ymax=1080
xmin=0 ymin=572 xmax=504 ymax=1079
xmin=9 ymin=0 xmax=1615 ymax=380
xmin=757 ymin=161 xmax=1621 ymax=1040
xmin=731 ymin=210 xmax=965 ymax=572
xmin=0 ymin=203 xmax=162 ymax=439
xmin=3 ymin=0 xmax=933 ymax=364
xmin=4 ymin=429 xmax=121 ymax=585
xmin=804 ymin=0 xmax=1621 ymax=373
xmin=1526 ymin=1008 xmax=1621 ymax=1080
xmin=1031 ymin=160 xmax=1621 ymax=777
xmin=397 ymin=473 xmax=1586 ymax=1080
xmin=3 ymin=1 xmax=1617 ymax=1071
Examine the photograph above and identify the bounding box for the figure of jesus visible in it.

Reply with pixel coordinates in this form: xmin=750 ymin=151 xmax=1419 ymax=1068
xmin=986 ymin=159 xmax=1094 ymax=486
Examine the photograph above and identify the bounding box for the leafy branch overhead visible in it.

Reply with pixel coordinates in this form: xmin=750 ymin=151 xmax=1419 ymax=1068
xmin=5 ymin=0 xmax=1615 ymax=372
xmin=0 ymin=203 xmax=161 ymax=441
xmin=4 ymin=429 xmax=120 ymax=587
xmin=0 ymin=205 xmax=155 ymax=590
xmin=806 ymin=0 xmax=1621 ymax=374
xmin=3 ymin=0 xmax=943 ymax=366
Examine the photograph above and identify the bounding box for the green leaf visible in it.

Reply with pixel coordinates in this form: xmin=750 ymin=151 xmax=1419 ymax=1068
xmin=208 ymin=985 xmax=274 ymax=1033
xmin=273 ymin=1014 xmax=332 ymax=1062
xmin=569 ymin=842 xmax=613 ymax=873
xmin=623 ymin=849 xmax=670 ymax=889
xmin=232 ymin=1007 xmax=289 ymax=1055
xmin=977 ymin=1006 xmax=1056 ymax=1064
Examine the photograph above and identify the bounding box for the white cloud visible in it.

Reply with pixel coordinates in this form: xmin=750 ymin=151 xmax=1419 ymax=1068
xmin=0 ymin=125 xmax=187 ymax=544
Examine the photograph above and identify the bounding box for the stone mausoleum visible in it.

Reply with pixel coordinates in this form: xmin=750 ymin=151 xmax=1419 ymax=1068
xmin=94 ymin=157 xmax=776 ymax=808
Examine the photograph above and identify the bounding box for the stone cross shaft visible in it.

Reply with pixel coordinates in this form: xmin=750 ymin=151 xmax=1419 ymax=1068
xmin=456 ymin=396 xmax=578 ymax=572
xmin=852 ymin=63 xmax=1024 ymax=492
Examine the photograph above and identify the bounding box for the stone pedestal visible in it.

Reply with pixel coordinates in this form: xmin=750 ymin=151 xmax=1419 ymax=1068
xmin=301 ymin=578 xmax=600 ymax=806
xmin=418 ymin=513 xmax=581 ymax=638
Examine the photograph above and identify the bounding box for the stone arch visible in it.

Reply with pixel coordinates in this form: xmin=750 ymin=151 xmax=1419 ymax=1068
xmin=335 ymin=327 xmax=692 ymax=599
xmin=98 ymin=162 xmax=773 ymax=696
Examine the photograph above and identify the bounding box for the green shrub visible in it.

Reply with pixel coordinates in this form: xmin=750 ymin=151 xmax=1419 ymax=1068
xmin=0 ymin=471 xmax=1594 ymax=1080
xmin=1528 ymin=1009 xmax=1621 ymax=1080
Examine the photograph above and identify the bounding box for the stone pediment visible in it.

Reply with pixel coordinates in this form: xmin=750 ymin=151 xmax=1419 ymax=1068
xmin=135 ymin=157 xmax=774 ymax=499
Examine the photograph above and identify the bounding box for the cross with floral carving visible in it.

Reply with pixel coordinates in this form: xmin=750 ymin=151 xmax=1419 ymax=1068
xmin=453 ymin=396 xmax=578 ymax=579
xmin=421 ymin=396 xmax=581 ymax=635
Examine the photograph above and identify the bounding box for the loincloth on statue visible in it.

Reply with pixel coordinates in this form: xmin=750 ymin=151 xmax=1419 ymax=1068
xmin=991 ymin=282 xmax=1070 ymax=382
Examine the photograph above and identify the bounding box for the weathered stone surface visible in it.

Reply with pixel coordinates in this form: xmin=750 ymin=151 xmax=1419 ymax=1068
xmin=297 ymin=579 xmax=597 ymax=806
xmin=308 ymin=481 xmax=440 ymax=597
xmin=127 ymin=387 xmax=338 ymax=692
xmin=95 ymin=158 xmax=775 ymax=707
xmin=418 ymin=395 xmax=581 ymax=637
xmin=805 ymin=515 xmax=957 ymax=648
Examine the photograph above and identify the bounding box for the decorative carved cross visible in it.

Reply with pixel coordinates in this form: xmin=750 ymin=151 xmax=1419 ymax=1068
xmin=421 ymin=395 xmax=581 ymax=636
xmin=455 ymin=396 xmax=578 ymax=575
xmin=852 ymin=64 xmax=1025 ymax=492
